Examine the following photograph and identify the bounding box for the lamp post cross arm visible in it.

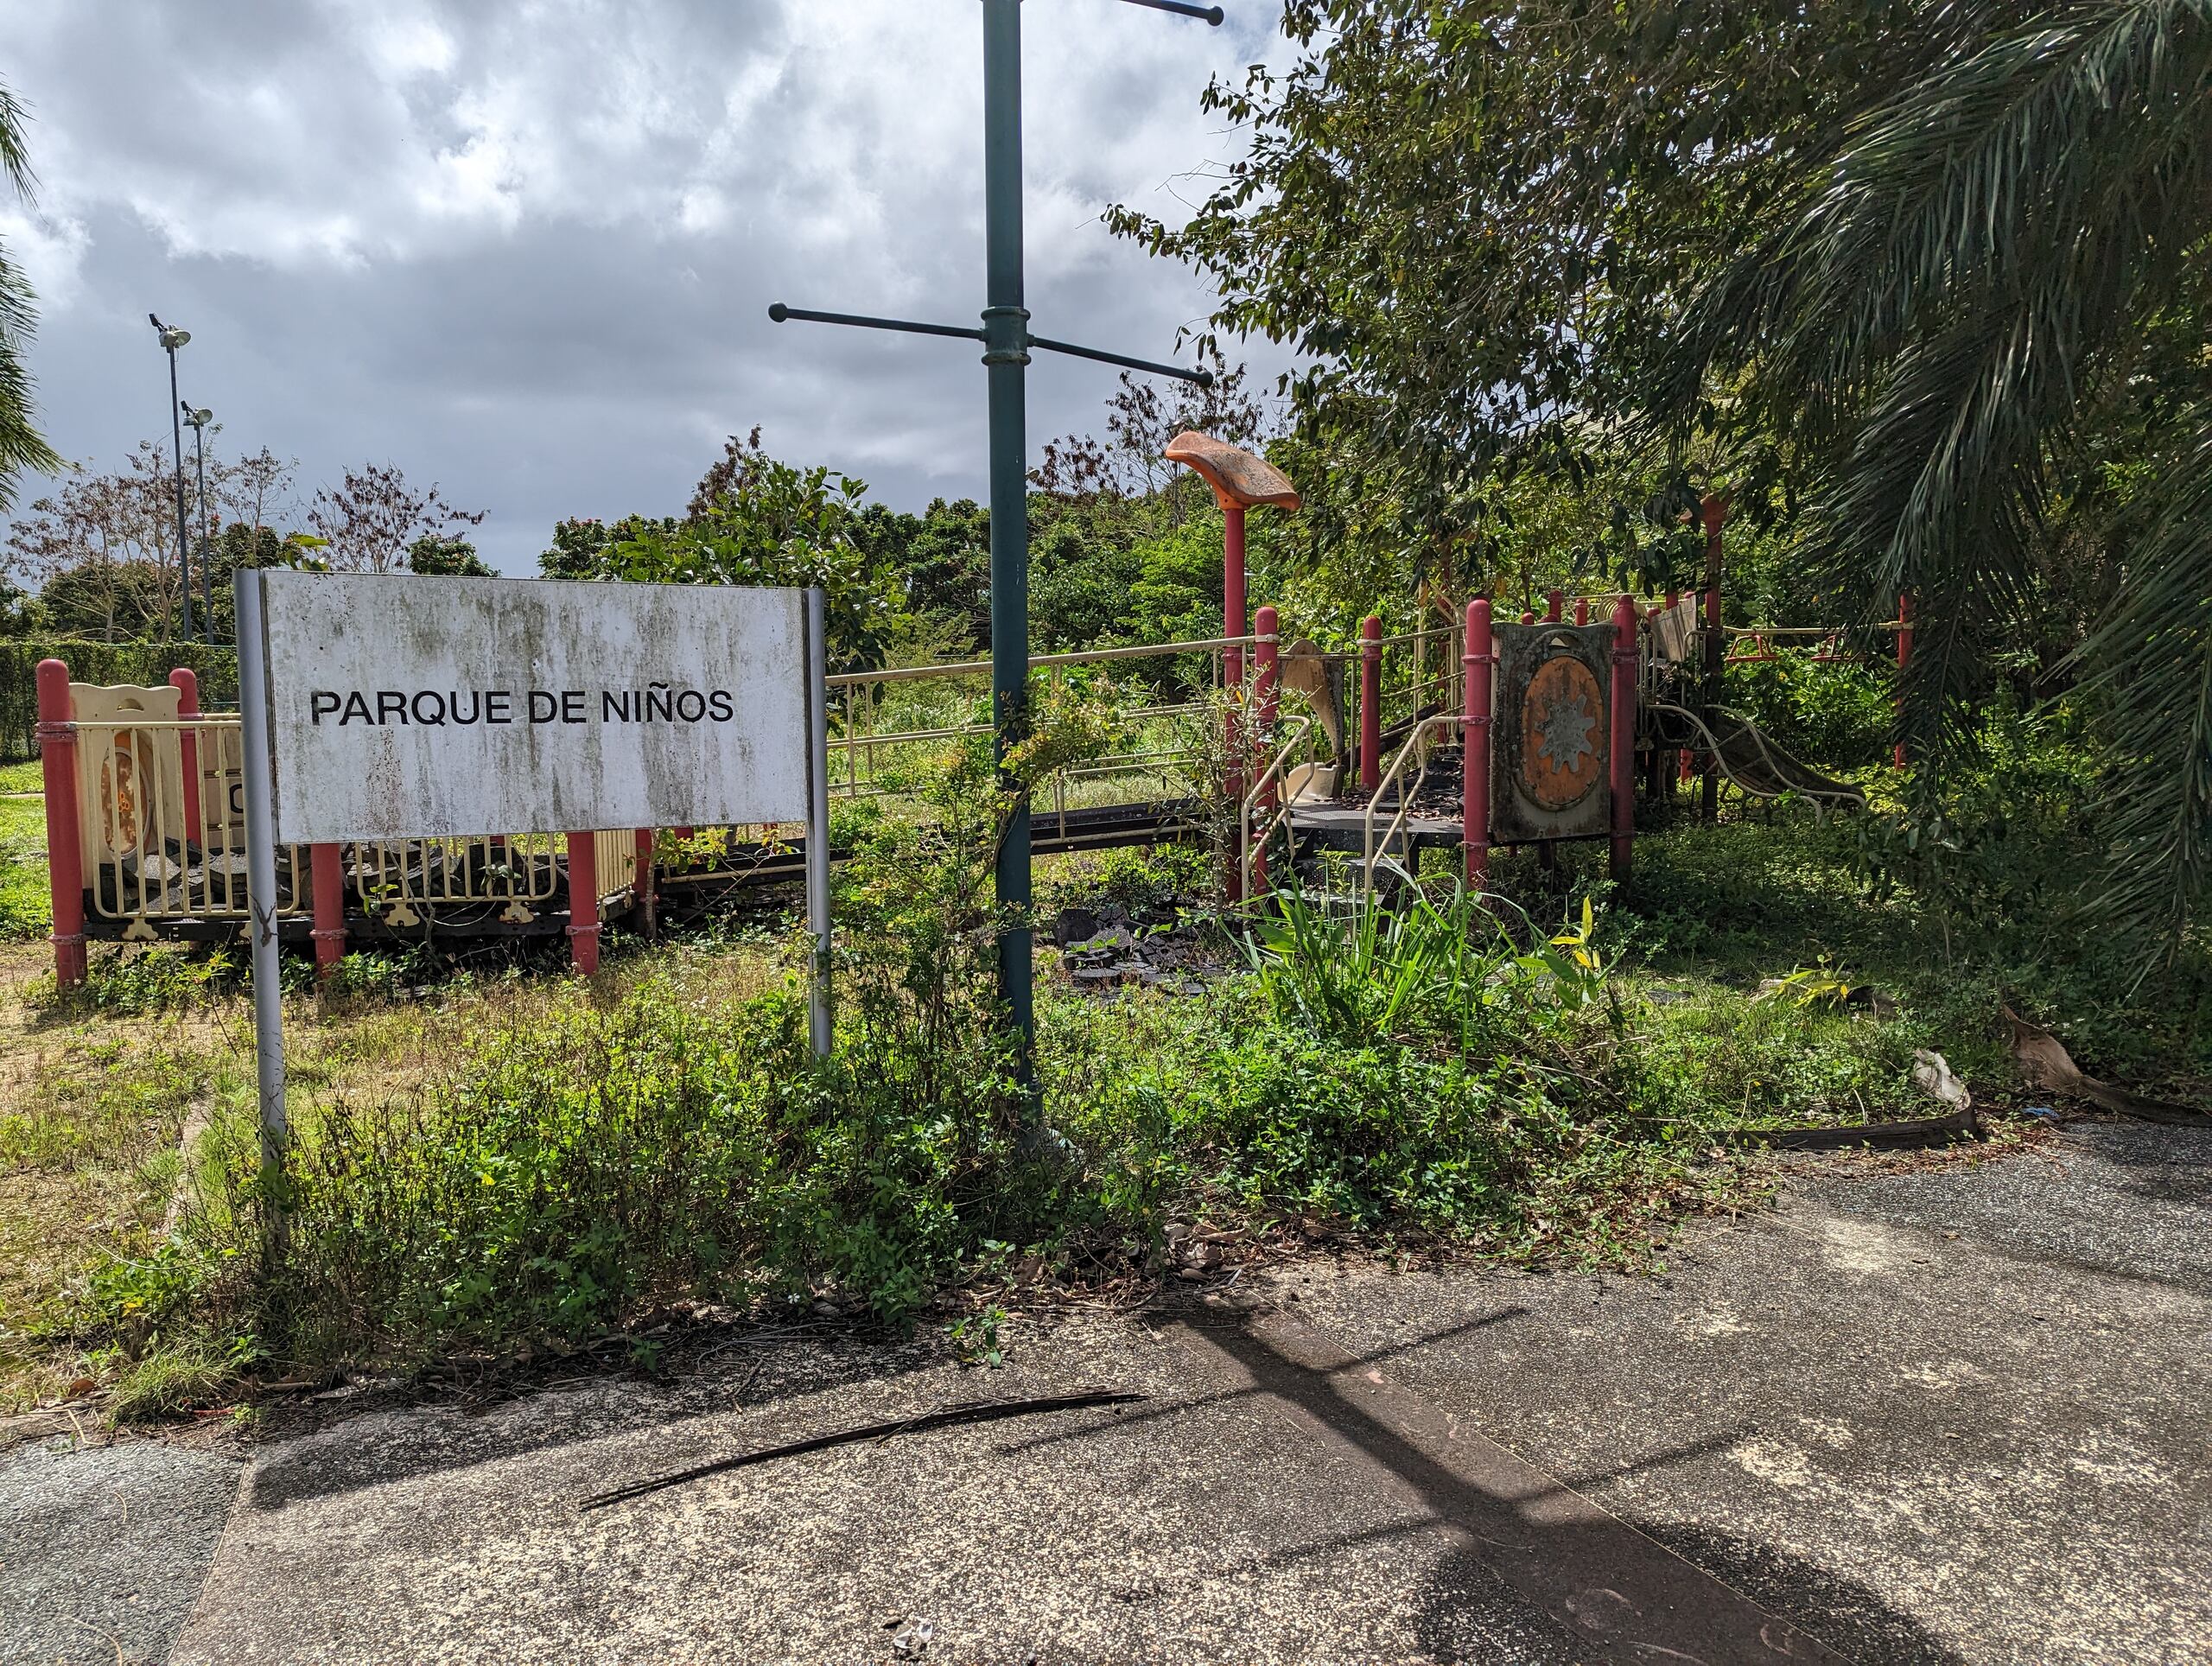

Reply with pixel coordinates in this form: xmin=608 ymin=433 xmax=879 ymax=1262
xmin=768 ymin=303 xmax=1213 ymax=386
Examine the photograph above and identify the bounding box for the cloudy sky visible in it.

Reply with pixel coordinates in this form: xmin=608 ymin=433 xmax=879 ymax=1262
xmin=0 ymin=0 xmax=1291 ymax=572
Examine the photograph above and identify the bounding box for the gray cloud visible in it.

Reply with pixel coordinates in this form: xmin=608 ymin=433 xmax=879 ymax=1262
xmin=1 ymin=0 xmax=1289 ymax=571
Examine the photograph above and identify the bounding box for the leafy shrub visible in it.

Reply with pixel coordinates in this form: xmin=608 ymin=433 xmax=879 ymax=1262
xmin=54 ymin=945 xmax=238 ymax=1015
xmin=1723 ymin=650 xmax=1892 ymax=770
xmin=1241 ymin=884 xmax=1614 ymax=1050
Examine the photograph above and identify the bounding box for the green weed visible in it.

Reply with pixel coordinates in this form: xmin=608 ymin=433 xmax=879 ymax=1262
xmin=54 ymin=945 xmax=239 ymax=1015
xmin=106 ymin=1339 xmax=239 ymax=1423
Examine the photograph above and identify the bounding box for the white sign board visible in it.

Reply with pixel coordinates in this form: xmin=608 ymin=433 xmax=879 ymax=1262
xmin=250 ymin=573 xmax=817 ymax=843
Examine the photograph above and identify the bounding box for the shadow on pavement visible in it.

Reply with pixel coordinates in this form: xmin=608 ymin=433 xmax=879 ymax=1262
xmin=999 ymin=1300 xmax=1531 ymax=1458
xmin=1182 ymin=1305 xmax=1967 ymax=1666
xmin=246 ymin=1328 xmax=950 ymax=1511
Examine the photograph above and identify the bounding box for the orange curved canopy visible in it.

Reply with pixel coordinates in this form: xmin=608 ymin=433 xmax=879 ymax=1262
xmin=1163 ymin=430 xmax=1301 ymax=512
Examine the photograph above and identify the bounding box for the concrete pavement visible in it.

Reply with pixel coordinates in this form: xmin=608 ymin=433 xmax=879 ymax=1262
xmin=3 ymin=1119 xmax=2202 ymax=1664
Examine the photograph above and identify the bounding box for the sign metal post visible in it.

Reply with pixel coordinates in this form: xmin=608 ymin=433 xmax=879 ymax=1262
xmin=233 ymin=568 xmax=289 ymax=1180
xmin=805 ymin=587 xmax=833 ymax=1058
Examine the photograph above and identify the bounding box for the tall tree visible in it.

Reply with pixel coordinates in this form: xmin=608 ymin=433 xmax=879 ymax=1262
xmin=1109 ymin=1 xmax=1983 ymax=595
xmin=1655 ymin=0 xmax=2212 ymax=938
xmin=219 ymin=445 xmax=297 ymax=538
xmin=0 ymin=79 xmax=60 ymax=512
xmin=544 ymin=432 xmax=897 ymax=674
xmin=1031 ymin=348 xmax=1268 ymax=508
xmin=308 ymin=463 xmax=484 ymax=574
xmin=4 ymin=441 xmax=187 ymax=639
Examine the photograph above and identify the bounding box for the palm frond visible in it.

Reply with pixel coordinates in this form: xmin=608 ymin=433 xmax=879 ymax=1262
xmin=0 ymin=82 xmax=35 ymax=200
xmin=1664 ymin=0 xmax=2212 ymax=777
xmin=2066 ymin=410 xmax=2212 ymax=943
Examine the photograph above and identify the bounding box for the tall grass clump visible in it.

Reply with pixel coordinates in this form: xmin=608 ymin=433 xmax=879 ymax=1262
xmin=1049 ymin=881 xmax=1746 ymax=1261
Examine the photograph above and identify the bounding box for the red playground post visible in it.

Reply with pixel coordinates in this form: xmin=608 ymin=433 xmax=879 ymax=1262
xmin=1700 ymin=495 xmax=1726 ymax=822
xmin=36 ymin=660 xmax=86 ymax=987
xmin=1224 ymin=502 xmax=1248 ymax=669
xmin=311 ymin=844 xmax=346 ymax=977
xmin=1610 ymin=595 xmax=1638 ymax=881
xmin=1252 ymin=606 xmax=1280 ymax=895
xmin=1359 ymin=615 xmax=1382 ymax=792
xmin=1894 ymin=592 xmax=1914 ymax=769
xmin=1224 ymin=498 xmax=1248 ymax=820
xmin=567 ymin=831 xmax=601 ymax=975
xmin=168 ymin=668 xmax=204 ymax=853
xmin=1463 ymin=600 xmax=1493 ymax=887
xmin=1546 ymin=588 xmax=1563 ymax=624
xmin=1574 ymin=597 xmax=1588 ymax=626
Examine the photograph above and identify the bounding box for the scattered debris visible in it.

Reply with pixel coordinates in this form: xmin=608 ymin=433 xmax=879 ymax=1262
xmin=1718 ymin=1104 xmax=1979 ymax=1152
xmin=577 ymin=1389 xmax=1146 ymax=1511
xmin=1052 ymin=905 xmax=1221 ymax=996
xmin=889 ymin=1618 xmax=935 ymax=1658
xmin=1911 ymin=1049 xmax=1973 ymax=1113
xmin=2003 ymin=1006 xmax=2210 ymax=1127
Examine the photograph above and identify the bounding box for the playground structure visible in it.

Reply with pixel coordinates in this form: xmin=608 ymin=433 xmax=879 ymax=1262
xmin=29 ymin=437 xmax=1909 ymax=989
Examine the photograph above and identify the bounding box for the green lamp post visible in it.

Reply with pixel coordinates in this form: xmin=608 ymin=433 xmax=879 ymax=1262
xmin=772 ymin=0 xmax=1223 ymax=1089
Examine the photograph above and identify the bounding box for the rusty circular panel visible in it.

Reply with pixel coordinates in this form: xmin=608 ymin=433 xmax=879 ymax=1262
xmin=1520 ymin=656 xmax=1605 ymax=811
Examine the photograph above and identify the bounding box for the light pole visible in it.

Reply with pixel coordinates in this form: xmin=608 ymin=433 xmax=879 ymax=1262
xmin=149 ymin=315 xmax=194 ymax=641
xmin=769 ymin=0 xmax=1221 ymax=1093
xmin=183 ymin=404 xmax=215 ymax=645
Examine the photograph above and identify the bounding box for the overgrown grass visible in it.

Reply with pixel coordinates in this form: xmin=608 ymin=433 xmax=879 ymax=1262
xmin=0 ymin=794 xmax=47 ymax=940
xmin=0 ymin=760 xmax=41 ymax=794
xmin=1624 ymin=811 xmax=2209 ymax=1098
xmin=17 ymin=707 xmax=2202 ymax=1420
xmin=0 ymin=940 xmax=253 ymax=1415
xmin=84 ymin=877 xmax=1777 ymax=1390
xmin=0 ymin=934 xmax=784 ymax=1414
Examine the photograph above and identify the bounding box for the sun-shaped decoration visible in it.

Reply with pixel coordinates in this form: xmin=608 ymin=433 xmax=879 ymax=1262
xmin=1520 ymin=657 xmax=1605 ymax=810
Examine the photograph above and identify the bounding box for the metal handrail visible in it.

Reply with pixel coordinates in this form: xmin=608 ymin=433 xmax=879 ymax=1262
xmin=827 ymin=634 xmax=1252 ymax=689
xmin=1362 ymin=715 xmax=1462 ymax=894
xmin=1237 ymin=715 xmax=1315 ymax=901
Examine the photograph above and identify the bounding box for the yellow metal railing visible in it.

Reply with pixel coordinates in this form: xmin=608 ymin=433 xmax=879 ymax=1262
xmin=1238 ymin=715 xmax=1317 ymax=900
xmin=821 ymin=633 xmax=1243 ymax=805
xmin=68 ymin=713 xmax=613 ymax=935
xmin=1362 ymin=715 xmax=1464 ymax=896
